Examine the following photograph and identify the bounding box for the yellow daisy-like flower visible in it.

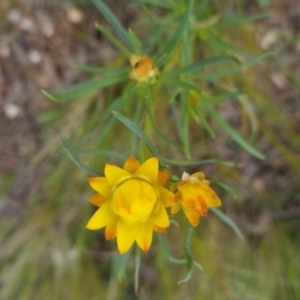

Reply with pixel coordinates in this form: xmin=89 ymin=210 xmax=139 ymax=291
xmin=129 ymin=54 xmax=159 ymax=83
xmin=171 ymin=171 xmax=222 ymax=227
xmin=86 ymin=156 xmax=177 ymax=254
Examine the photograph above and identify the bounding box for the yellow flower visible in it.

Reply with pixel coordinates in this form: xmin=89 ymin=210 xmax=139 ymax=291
xmin=129 ymin=54 xmax=159 ymax=83
xmin=171 ymin=171 xmax=221 ymax=227
xmin=86 ymin=156 xmax=176 ymax=254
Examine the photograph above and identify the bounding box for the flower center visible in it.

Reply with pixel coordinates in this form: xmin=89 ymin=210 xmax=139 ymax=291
xmin=112 ymin=179 xmax=157 ymax=223
xmin=134 ymin=57 xmax=153 ymax=78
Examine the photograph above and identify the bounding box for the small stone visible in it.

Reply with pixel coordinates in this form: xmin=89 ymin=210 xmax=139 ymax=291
xmin=19 ymin=16 xmax=35 ymax=32
xmin=8 ymin=9 xmax=21 ymax=24
xmin=0 ymin=45 xmax=10 ymax=58
xmin=3 ymin=103 xmax=21 ymax=119
xmin=260 ymin=31 xmax=277 ymax=50
xmin=270 ymin=73 xmax=287 ymax=91
xmin=42 ymin=22 xmax=54 ymax=37
xmin=66 ymin=6 xmax=84 ymax=24
xmin=28 ymin=50 xmax=42 ymax=64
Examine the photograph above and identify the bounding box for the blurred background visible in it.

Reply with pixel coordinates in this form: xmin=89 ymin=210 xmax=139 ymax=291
xmin=0 ymin=0 xmax=300 ymax=299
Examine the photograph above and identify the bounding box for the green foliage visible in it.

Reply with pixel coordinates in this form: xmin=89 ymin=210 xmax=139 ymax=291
xmin=112 ymin=111 xmax=159 ymax=157
xmin=2 ymin=0 xmax=299 ymax=299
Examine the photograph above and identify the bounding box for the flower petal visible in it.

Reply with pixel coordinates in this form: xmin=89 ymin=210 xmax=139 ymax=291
xmin=157 ymin=171 xmax=170 ymax=186
xmin=153 ymin=225 xmax=165 ymax=233
xmin=86 ymin=201 xmax=115 ymax=230
xmin=190 ymin=172 xmax=205 ymax=182
xmin=105 ymin=164 xmax=132 ymax=187
xmin=180 ymin=185 xmax=208 ymax=212
xmin=157 ymin=186 xmax=177 ymax=207
xmin=182 ymin=208 xmax=201 ymax=227
xmin=105 ymin=218 xmax=119 ymax=240
xmin=123 ymin=156 xmax=140 ymax=174
xmin=200 ymin=184 xmax=222 ymax=207
xmin=117 ymin=219 xmax=138 ymax=254
xmin=130 ymin=54 xmax=141 ymax=67
xmin=88 ymin=177 xmax=112 ymax=199
xmin=150 ymin=200 xmax=169 ymax=228
xmin=171 ymin=202 xmax=182 ymax=214
xmin=170 ymin=182 xmax=179 ymax=193
xmin=89 ymin=193 xmax=107 ymax=207
xmin=134 ymin=157 xmax=158 ymax=184
xmin=136 ymin=221 xmax=153 ymax=252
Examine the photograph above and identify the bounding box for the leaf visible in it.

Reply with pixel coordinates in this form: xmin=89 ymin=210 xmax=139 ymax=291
xmin=197 ymin=48 xmax=279 ymax=80
xmin=61 ymin=149 xmax=126 ymax=159
xmin=59 ymin=133 xmax=103 ymax=176
xmin=210 ymin=207 xmax=245 ymax=241
xmin=165 ymin=56 xmax=239 ymax=77
xmin=95 ymin=24 xmax=131 ymax=58
xmin=203 ymin=103 xmax=265 ymax=159
xmin=160 ymin=157 xmax=237 ymax=167
xmin=91 ymin=0 xmax=134 ymax=51
xmin=74 ymin=65 xmax=120 ymax=74
xmin=42 ymin=71 xmax=128 ymax=102
xmin=145 ymin=88 xmax=184 ymax=150
xmin=128 ymin=29 xmax=142 ymax=55
xmin=113 ymin=249 xmax=132 ymax=281
xmin=159 ymin=76 xmax=201 ymax=93
xmin=215 ymin=12 xmax=268 ymax=29
xmin=134 ymin=247 xmax=141 ymax=295
xmin=178 ymin=224 xmax=196 ymax=284
xmin=81 ymin=83 xmax=136 ymax=145
xmin=208 ymin=91 xmax=247 ymax=102
xmin=42 ymin=90 xmax=57 ymax=101
xmin=157 ymin=234 xmax=185 ymax=265
xmin=156 ymin=234 xmax=202 ymax=269
xmin=208 ymin=176 xmax=237 ymax=199
xmin=155 ymin=0 xmax=193 ymax=68
xmin=131 ymin=0 xmax=174 ymax=9
xmin=112 ymin=111 xmax=159 ymax=157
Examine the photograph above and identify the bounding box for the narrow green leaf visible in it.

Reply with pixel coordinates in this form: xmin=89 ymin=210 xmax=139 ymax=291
xmin=60 ymin=149 xmax=126 ymax=159
xmin=178 ymin=225 xmax=195 ymax=284
xmin=170 ymin=100 xmax=184 ymax=145
xmin=134 ymin=247 xmax=141 ymax=295
xmin=74 ymin=65 xmax=120 ymax=74
xmin=131 ymin=0 xmax=174 ymax=9
xmin=197 ymin=48 xmax=279 ymax=80
xmin=59 ymin=133 xmax=103 ymax=176
xmin=210 ymin=207 xmax=245 ymax=241
xmin=42 ymin=90 xmax=57 ymax=101
xmin=159 ymin=76 xmax=201 ymax=93
xmin=95 ymin=117 xmax=117 ymax=144
xmin=129 ymin=94 xmax=143 ymax=156
xmin=155 ymin=0 xmax=193 ymax=67
xmin=128 ymin=29 xmax=142 ymax=54
xmin=157 ymin=234 xmax=185 ymax=265
xmin=203 ymin=103 xmax=265 ymax=159
xmin=145 ymin=88 xmax=184 ymax=150
xmin=113 ymin=249 xmax=132 ymax=281
xmin=95 ymin=24 xmax=131 ymax=58
xmin=160 ymin=157 xmax=237 ymax=167
xmin=216 ymin=12 xmax=268 ymax=29
xmin=208 ymin=176 xmax=237 ymax=199
xmin=112 ymin=111 xmax=159 ymax=157
xmin=91 ymin=0 xmax=134 ymax=51
xmin=182 ymin=94 xmax=192 ymax=159
xmin=156 ymin=234 xmax=203 ymax=270
xmin=193 ymin=102 xmax=216 ymax=137
xmin=208 ymin=91 xmax=247 ymax=102
xmin=81 ymin=83 xmax=136 ymax=145
xmin=43 ymin=71 xmax=128 ymax=102
xmin=165 ymin=56 xmax=239 ymax=77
